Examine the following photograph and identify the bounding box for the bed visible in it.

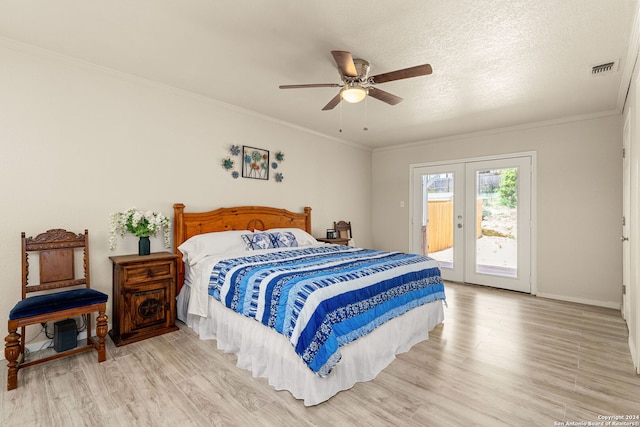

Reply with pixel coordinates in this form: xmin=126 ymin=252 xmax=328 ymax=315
xmin=172 ymin=203 xmax=445 ymax=406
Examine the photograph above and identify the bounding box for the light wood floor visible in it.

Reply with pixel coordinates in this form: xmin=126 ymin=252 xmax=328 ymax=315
xmin=2 ymin=282 xmax=639 ymax=426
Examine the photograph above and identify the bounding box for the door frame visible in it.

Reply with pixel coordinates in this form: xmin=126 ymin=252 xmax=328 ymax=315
xmin=409 ymin=151 xmax=537 ymax=295
xmin=623 ymin=111 xmax=631 ymax=323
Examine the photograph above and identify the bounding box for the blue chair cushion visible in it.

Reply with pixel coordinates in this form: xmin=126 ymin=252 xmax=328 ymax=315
xmin=9 ymin=288 xmax=108 ymax=320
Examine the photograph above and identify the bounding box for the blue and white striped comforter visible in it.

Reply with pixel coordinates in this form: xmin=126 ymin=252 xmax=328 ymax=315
xmin=207 ymin=245 xmax=445 ymax=377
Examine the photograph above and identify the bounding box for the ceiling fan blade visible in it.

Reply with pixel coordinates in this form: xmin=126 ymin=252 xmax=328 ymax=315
xmin=331 ymin=50 xmax=358 ymax=77
xmin=368 ymin=87 xmax=403 ymax=105
xmin=322 ymin=93 xmax=342 ymax=110
xmin=370 ymin=64 xmax=432 ymax=84
xmin=279 ymin=83 xmax=340 ymax=89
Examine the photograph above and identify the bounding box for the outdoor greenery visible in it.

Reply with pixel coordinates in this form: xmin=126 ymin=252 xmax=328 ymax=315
xmin=499 ymin=168 xmax=518 ymax=208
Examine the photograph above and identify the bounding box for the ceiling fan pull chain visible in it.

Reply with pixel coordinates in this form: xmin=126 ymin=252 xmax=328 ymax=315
xmin=339 ymin=101 xmax=343 ymax=133
xmin=364 ymin=97 xmax=369 ymax=131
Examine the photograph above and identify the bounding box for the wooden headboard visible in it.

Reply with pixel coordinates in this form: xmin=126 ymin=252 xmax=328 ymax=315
xmin=172 ymin=203 xmax=312 ymax=291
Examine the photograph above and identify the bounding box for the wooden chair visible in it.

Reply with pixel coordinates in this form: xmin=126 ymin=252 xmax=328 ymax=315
xmin=333 ymin=221 xmax=352 ymax=240
xmin=5 ymin=229 xmax=108 ymax=390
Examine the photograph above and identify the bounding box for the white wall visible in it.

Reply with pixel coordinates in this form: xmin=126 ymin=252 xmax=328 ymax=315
xmin=372 ymin=116 xmax=622 ymax=307
xmin=0 ymin=42 xmax=373 ymax=338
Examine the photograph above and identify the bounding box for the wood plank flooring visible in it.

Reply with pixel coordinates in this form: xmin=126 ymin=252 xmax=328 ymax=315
xmin=2 ymin=282 xmax=639 ymax=426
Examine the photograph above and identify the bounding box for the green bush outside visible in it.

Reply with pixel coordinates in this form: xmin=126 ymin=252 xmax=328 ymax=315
xmin=499 ymin=168 xmax=518 ymax=208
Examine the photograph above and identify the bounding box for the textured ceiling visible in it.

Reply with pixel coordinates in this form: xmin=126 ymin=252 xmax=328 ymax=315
xmin=0 ymin=0 xmax=637 ymax=149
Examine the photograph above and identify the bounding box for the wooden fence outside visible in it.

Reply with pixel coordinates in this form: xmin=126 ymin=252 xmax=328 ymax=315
xmin=422 ymin=199 xmax=483 ymax=255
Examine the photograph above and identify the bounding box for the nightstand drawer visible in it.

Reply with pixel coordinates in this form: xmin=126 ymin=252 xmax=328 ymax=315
xmin=122 ymin=262 xmax=173 ymax=285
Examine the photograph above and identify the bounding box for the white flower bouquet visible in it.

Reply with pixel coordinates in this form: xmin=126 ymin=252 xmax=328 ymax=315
xmin=109 ymin=208 xmax=171 ymax=250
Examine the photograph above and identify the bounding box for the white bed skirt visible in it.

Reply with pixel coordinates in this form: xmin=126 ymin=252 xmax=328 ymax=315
xmin=177 ymin=285 xmax=444 ymax=406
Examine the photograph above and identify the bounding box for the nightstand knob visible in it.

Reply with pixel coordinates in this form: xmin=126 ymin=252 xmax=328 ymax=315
xmin=146 ymin=268 xmax=154 ymax=278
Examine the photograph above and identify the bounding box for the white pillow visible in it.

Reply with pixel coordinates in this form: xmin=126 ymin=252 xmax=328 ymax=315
xmin=264 ymin=228 xmax=318 ymax=246
xmin=178 ymin=230 xmax=248 ymax=266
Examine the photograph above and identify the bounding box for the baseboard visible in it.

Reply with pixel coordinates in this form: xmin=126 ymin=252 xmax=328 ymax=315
xmin=535 ymin=292 xmax=621 ymax=310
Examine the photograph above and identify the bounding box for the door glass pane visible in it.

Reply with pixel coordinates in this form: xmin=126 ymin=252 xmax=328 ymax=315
xmin=475 ymin=168 xmax=518 ymax=278
xmin=423 ymin=173 xmax=454 ymax=269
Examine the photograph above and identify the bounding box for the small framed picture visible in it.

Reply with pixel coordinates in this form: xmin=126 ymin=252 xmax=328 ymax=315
xmin=242 ymin=146 xmax=270 ymax=180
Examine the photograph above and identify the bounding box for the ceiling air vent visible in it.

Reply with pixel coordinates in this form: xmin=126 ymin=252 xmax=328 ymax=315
xmin=590 ymin=60 xmax=618 ymax=76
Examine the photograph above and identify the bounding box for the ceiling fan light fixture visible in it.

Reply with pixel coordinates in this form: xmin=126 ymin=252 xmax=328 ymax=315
xmin=341 ymin=86 xmax=368 ymax=103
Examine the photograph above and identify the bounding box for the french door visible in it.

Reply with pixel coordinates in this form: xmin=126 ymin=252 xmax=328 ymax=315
xmin=411 ymin=155 xmax=533 ymax=293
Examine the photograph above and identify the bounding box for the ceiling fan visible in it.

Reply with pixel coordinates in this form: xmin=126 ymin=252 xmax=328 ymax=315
xmin=279 ymin=50 xmax=432 ymax=110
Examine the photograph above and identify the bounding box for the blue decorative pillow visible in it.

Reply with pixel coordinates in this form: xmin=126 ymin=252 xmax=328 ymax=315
xmin=241 ymin=234 xmax=253 ymax=250
xmin=241 ymin=233 xmax=275 ymax=250
xmin=270 ymin=231 xmax=298 ymax=248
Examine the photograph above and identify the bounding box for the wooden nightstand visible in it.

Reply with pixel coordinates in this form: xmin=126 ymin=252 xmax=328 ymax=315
xmin=109 ymin=252 xmax=179 ymax=346
xmin=316 ymin=237 xmax=350 ymax=246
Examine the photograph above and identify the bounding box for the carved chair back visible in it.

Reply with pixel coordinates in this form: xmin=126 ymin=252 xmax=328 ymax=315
xmin=333 ymin=221 xmax=352 ymax=240
xmin=22 ymin=229 xmax=91 ymax=298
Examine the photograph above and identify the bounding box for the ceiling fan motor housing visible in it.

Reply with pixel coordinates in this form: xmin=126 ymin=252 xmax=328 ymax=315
xmin=348 ymin=58 xmax=370 ymax=82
